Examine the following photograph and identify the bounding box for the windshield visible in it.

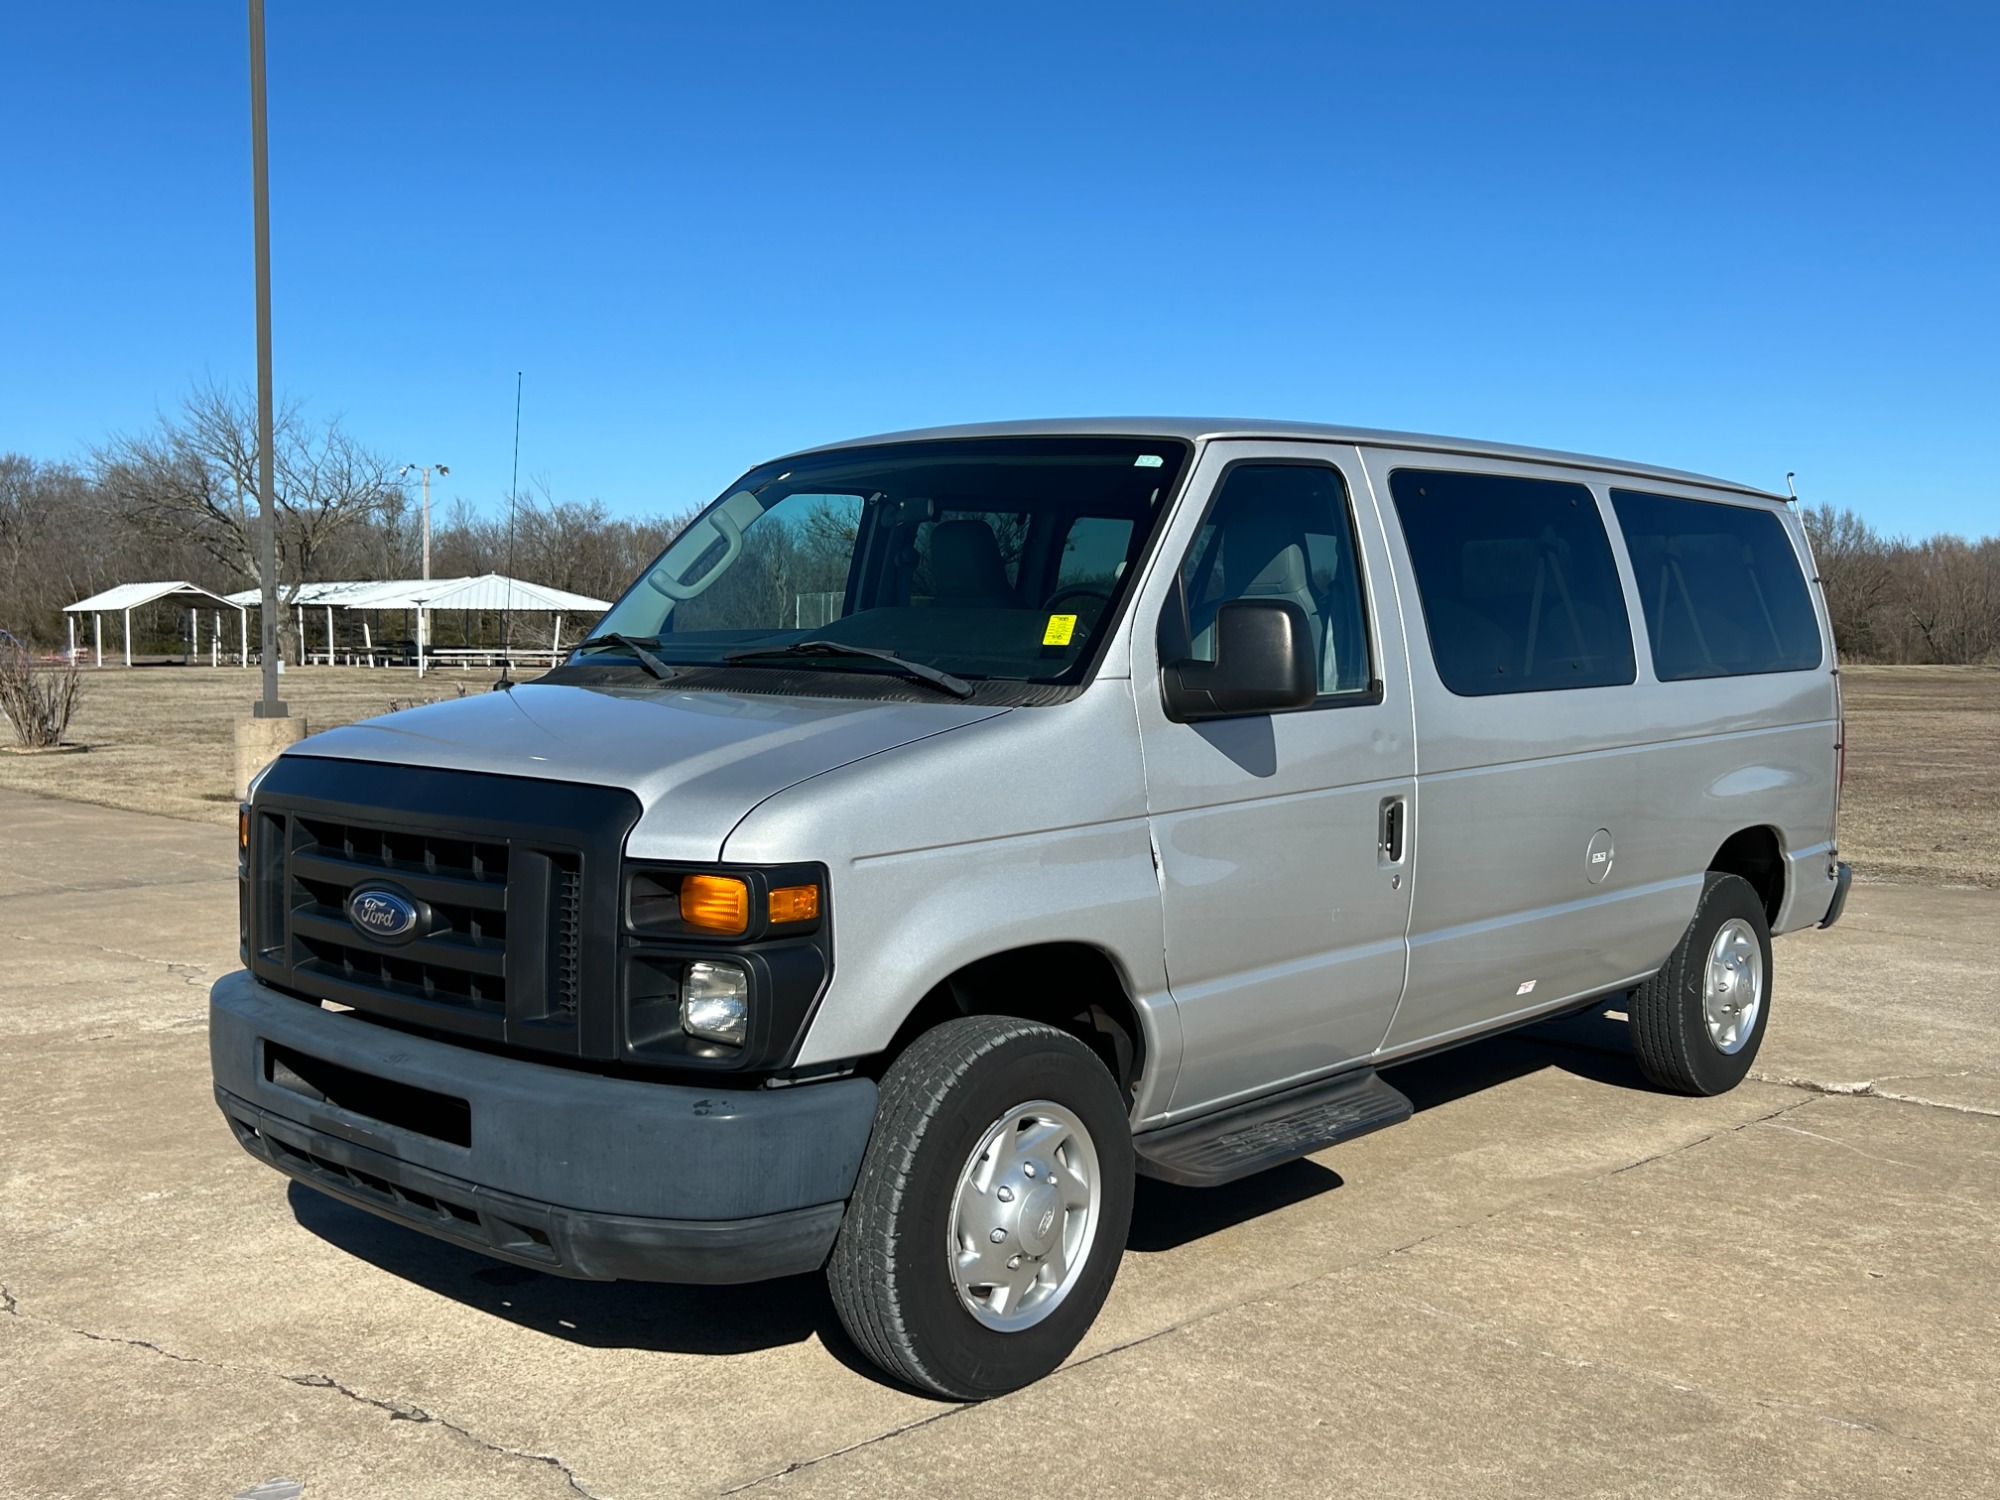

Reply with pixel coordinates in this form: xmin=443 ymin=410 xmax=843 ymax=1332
xmin=587 ymin=436 xmax=1191 ymax=688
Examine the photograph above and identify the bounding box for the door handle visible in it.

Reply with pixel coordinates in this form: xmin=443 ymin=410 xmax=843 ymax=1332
xmin=1378 ymin=796 xmax=1407 ymax=866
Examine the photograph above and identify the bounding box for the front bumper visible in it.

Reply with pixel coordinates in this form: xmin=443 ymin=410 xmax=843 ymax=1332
xmin=210 ymin=970 xmax=878 ymax=1283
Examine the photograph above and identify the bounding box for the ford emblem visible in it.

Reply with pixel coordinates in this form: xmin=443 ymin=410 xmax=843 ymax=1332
xmin=345 ymin=883 xmax=424 ymax=945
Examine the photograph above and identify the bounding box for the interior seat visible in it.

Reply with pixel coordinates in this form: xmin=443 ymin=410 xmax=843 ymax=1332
xmin=928 ymin=519 xmax=1015 ymax=607
xmin=1188 ymin=498 xmax=1322 ymax=670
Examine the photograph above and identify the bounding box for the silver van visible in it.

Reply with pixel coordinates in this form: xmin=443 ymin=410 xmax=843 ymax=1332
xmin=211 ymin=419 xmax=1851 ymax=1397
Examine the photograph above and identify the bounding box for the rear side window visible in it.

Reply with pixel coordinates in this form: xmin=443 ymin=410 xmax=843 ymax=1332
xmin=1611 ymin=490 xmax=1823 ymax=679
xmin=1389 ymin=469 xmax=1636 ymax=695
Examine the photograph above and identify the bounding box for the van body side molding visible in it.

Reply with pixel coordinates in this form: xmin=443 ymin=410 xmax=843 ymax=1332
xmin=1132 ymin=1067 xmax=1413 ymax=1187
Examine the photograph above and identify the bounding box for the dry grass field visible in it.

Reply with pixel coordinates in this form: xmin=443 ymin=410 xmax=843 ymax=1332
xmin=1838 ymin=665 xmax=2000 ymax=886
xmin=0 ymin=661 xmax=1994 ymax=886
xmin=0 ymin=665 xmax=506 ymax=825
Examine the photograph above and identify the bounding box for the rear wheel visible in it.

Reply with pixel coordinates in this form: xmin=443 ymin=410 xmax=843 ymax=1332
xmin=1630 ymin=871 xmax=1773 ymax=1095
xmin=827 ymin=1015 xmax=1134 ymax=1399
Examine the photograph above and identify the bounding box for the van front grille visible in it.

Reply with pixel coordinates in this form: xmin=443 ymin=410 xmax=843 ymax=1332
xmin=244 ymin=759 xmax=641 ymax=1059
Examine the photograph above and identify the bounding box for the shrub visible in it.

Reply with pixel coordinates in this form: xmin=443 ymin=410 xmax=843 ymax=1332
xmin=0 ymin=641 xmax=82 ymax=748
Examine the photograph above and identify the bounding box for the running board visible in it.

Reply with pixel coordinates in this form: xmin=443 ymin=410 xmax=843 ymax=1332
xmin=1133 ymin=1068 xmax=1413 ymax=1188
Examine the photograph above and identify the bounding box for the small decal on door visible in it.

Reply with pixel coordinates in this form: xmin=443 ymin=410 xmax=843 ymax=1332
xmin=1516 ymin=979 xmax=1538 ymax=996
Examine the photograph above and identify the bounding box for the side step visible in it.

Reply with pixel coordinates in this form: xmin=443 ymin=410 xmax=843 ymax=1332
xmin=1133 ymin=1068 xmax=1413 ymax=1188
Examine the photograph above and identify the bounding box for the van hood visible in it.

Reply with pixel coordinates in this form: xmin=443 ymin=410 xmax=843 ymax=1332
xmin=287 ymin=681 xmax=1009 ymax=861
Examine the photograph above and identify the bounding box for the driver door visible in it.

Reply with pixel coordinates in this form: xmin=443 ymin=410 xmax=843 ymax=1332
xmin=1132 ymin=441 xmax=1417 ymax=1119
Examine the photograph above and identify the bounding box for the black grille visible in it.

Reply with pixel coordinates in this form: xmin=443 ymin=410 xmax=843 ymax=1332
xmin=286 ymin=814 xmax=513 ymax=1017
xmin=246 ymin=758 xmax=641 ymax=1060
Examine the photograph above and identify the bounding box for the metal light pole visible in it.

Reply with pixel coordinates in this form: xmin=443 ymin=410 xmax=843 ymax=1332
xmin=249 ymin=0 xmax=284 ymax=718
xmin=398 ymin=463 xmax=450 ymax=581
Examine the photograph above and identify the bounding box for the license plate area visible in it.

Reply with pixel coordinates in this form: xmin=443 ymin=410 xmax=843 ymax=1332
xmin=263 ymin=1040 xmax=472 ymax=1148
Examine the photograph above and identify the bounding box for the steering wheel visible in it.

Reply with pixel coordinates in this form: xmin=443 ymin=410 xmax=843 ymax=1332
xmin=1042 ymin=585 xmax=1113 ymax=616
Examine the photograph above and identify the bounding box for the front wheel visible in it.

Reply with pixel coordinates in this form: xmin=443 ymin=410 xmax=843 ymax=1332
xmin=827 ymin=1015 xmax=1135 ymax=1399
xmin=1630 ymin=871 xmax=1774 ymax=1095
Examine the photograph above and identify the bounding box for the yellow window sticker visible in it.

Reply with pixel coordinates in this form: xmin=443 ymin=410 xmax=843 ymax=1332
xmin=1042 ymin=613 xmax=1078 ymax=647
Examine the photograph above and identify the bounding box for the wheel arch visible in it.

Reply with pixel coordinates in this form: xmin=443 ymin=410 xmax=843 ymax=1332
xmin=1708 ymin=825 xmax=1786 ymax=926
xmin=869 ymin=942 xmax=1149 ymax=1109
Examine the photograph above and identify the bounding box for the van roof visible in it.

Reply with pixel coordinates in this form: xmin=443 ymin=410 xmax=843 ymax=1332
xmin=787 ymin=417 xmax=1787 ymax=502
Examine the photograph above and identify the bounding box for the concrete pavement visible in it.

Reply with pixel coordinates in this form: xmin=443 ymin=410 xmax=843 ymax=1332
xmin=1 ymin=786 xmax=1995 ymax=1499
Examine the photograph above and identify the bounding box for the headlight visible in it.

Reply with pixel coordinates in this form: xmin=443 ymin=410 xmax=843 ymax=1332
xmin=682 ymin=960 xmax=750 ymax=1046
xmin=618 ymin=861 xmax=829 ymax=1069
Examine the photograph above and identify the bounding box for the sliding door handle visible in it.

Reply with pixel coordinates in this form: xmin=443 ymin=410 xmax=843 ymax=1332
xmin=1377 ymin=796 xmax=1407 ymax=866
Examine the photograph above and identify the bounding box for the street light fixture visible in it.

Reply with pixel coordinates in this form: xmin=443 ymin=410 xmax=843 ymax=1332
xmin=398 ymin=463 xmax=449 ymax=581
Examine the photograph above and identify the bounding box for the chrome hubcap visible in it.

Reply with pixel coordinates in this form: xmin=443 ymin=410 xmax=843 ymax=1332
xmin=948 ymin=1100 xmax=1101 ymax=1332
xmin=1703 ymin=917 xmax=1764 ymax=1054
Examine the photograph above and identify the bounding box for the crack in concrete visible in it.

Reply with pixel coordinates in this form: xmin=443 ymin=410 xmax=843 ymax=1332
xmin=1749 ymin=1072 xmax=2000 ymax=1118
xmin=283 ymin=1373 xmax=605 ymax=1498
xmin=718 ymin=1409 xmax=960 ymax=1495
xmin=5 ymin=926 xmax=217 ymax=981
xmin=79 ymin=1327 xmax=205 ymax=1363
xmin=1608 ymin=1096 xmax=1817 ymax=1177
xmin=1 ymin=1287 xmax=604 ymax=1499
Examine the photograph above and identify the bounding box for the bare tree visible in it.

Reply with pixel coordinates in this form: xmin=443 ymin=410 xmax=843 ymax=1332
xmin=1895 ymin=536 xmax=2000 ymax=664
xmin=93 ymin=382 xmax=398 ymax=636
xmin=0 ymin=455 xmax=141 ymax=643
xmin=1803 ymin=503 xmax=1896 ymax=658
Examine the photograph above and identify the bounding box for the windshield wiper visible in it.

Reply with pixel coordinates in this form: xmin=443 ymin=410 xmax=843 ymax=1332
xmin=723 ymin=640 xmax=976 ymax=699
xmin=573 ymin=632 xmax=677 ymax=682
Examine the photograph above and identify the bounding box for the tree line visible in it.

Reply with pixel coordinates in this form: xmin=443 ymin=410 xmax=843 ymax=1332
xmin=0 ymin=384 xmax=692 ymax=658
xmin=1799 ymin=504 xmax=2000 ymax=665
xmin=2 ymin=383 xmax=1995 ymax=664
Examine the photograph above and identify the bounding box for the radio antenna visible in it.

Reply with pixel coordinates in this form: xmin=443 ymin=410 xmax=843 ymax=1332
xmin=496 ymin=371 xmax=523 ymax=688
xmin=1785 ymin=471 xmax=1798 ymax=502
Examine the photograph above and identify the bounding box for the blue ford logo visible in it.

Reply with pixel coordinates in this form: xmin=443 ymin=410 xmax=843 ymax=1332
xmin=345 ymin=883 xmax=423 ymax=945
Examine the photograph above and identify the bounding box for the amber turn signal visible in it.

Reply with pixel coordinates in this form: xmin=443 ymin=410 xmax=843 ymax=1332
xmin=680 ymin=874 xmax=750 ymax=934
xmin=767 ymin=884 xmax=820 ymax=924
xmin=238 ymin=803 xmax=251 ymax=853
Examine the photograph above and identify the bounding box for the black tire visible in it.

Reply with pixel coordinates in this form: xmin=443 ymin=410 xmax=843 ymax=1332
xmin=1630 ymin=871 xmax=1773 ymax=1095
xmin=827 ymin=1015 xmax=1135 ymax=1400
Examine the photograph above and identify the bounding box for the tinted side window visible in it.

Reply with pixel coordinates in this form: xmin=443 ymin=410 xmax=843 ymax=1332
xmin=1389 ymin=469 xmax=1636 ymax=695
xmin=1178 ymin=463 xmax=1373 ymax=696
xmin=1611 ymin=490 xmax=1823 ymax=679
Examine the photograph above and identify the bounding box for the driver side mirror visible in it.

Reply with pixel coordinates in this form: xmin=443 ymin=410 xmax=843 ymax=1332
xmin=1161 ymin=599 xmax=1318 ymax=722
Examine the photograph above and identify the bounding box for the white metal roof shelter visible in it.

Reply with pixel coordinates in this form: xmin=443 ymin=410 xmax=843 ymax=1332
xmin=224 ymin=574 xmax=612 ymax=674
xmin=393 ymin=574 xmax=611 ymax=614
xmin=65 ymin=582 xmax=249 ymax=668
xmin=365 ymin=575 xmax=612 ymax=675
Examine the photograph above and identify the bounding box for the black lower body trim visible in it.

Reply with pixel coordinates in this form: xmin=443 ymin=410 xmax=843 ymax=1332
xmin=1133 ymin=1067 xmax=1412 ymax=1187
xmin=1819 ymin=860 xmax=1853 ymax=929
xmin=217 ymin=1087 xmax=846 ymax=1283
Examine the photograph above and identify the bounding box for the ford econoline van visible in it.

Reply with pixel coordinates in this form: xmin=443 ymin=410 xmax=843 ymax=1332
xmin=212 ymin=420 xmax=1851 ymax=1397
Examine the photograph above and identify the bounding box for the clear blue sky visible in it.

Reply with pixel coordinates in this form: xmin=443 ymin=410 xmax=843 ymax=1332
xmin=4 ymin=1 xmax=1995 ymax=538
